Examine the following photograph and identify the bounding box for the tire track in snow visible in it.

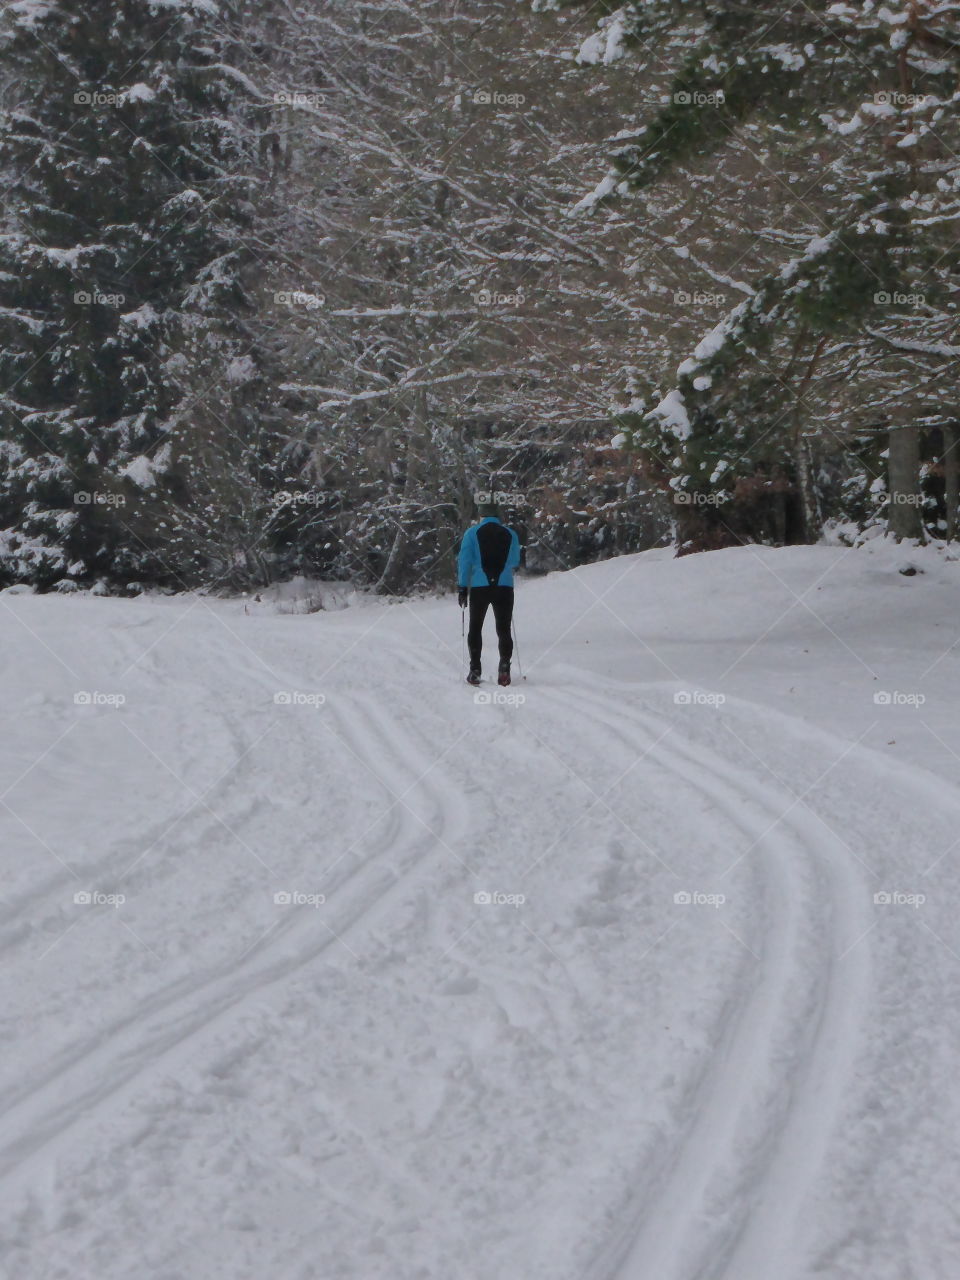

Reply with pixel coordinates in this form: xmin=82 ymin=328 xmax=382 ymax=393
xmin=544 ymin=683 xmax=873 ymax=1280
xmin=0 ymin=689 xmax=470 ymax=1197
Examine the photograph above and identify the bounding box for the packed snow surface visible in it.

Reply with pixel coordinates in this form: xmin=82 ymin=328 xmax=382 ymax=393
xmin=2 ymin=541 xmax=959 ymax=1279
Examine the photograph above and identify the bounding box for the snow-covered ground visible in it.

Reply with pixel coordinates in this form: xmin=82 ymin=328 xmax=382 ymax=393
xmin=2 ymin=540 xmax=960 ymax=1279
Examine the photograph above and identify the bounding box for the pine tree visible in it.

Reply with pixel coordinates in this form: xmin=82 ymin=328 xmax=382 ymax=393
xmin=573 ymin=0 xmax=960 ymax=548
xmin=0 ymin=0 xmax=273 ymax=588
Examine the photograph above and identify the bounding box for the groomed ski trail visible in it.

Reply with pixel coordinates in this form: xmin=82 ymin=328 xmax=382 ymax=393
xmin=552 ymin=681 xmax=874 ymax=1280
xmin=0 ymin=687 xmax=470 ymax=1198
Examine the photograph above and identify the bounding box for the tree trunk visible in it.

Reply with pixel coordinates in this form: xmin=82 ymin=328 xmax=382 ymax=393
xmin=944 ymin=426 xmax=958 ymax=542
xmin=378 ymin=387 xmax=427 ymax=594
xmin=790 ymin=335 xmax=827 ymax=542
xmin=794 ymin=433 xmax=821 ymax=543
xmin=887 ymin=421 xmax=924 ymax=541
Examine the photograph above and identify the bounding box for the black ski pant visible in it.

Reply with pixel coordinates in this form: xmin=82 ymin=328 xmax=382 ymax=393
xmin=467 ymin=586 xmax=514 ymax=671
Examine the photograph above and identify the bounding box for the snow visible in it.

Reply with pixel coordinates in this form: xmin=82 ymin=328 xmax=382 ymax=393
xmin=119 ymin=303 xmax=159 ymax=331
xmin=3 ymin=541 xmax=960 ymax=1278
xmin=568 ymin=172 xmax=617 ymax=216
xmin=577 ymin=10 xmax=630 ymax=66
xmin=765 ymin=44 xmax=807 ymax=72
xmin=120 ymin=445 xmax=170 ymax=488
xmin=42 ymin=246 xmax=107 ymax=271
xmin=121 ymin=83 xmax=156 ymax=104
xmin=677 ymin=322 xmax=730 ymax=375
xmin=225 ymin=355 xmax=257 ymax=385
xmin=146 ymin=0 xmax=218 ymax=12
xmin=646 ymin=388 xmax=691 ymax=439
xmin=8 ymin=0 xmax=56 ymax=27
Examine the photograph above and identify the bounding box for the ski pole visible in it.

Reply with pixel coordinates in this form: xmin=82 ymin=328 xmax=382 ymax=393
xmin=461 ymin=592 xmax=466 ymax=674
xmin=512 ymin=615 xmax=524 ymax=680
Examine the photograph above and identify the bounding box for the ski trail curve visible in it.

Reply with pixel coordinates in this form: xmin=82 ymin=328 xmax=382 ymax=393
xmin=0 ymin=689 xmax=470 ymax=1197
xmin=543 ymin=683 xmax=873 ymax=1280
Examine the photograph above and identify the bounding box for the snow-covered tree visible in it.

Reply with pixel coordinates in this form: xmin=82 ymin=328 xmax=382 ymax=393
xmin=569 ymin=0 xmax=960 ymax=548
xmin=0 ymin=0 xmax=279 ymax=588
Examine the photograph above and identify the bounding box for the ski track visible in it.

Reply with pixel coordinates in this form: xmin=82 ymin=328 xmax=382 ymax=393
xmin=0 ymin=638 xmax=273 ymax=935
xmin=0 ymin=679 xmax=471 ymax=1201
xmin=543 ymin=682 xmax=873 ymax=1280
xmin=2 ymin=616 xmax=920 ymax=1279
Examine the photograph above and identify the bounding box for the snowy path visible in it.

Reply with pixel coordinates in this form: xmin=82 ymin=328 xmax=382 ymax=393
xmin=3 ymin=546 xmax=960 ymax=1278
xmin=566 ymin=683 xmax=872 ymax=1280
xmin=0 ymin=689 xmax=468 ymax=1197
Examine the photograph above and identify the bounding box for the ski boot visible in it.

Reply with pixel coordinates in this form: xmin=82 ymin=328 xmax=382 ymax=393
xmin=466 ymin=667 xmax=482 ymax=687
xmin=498 ymin=660 xmax=511 ymax=687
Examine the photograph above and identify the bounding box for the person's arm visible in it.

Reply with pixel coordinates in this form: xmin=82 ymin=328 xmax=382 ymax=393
xmin=507 ymin=528 xmax=522 ymax=573
xmin=457 ymin=528 xmax=476 ymax=589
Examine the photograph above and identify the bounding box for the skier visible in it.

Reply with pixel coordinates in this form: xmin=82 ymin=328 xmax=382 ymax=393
xmin=457 ymin=499 xmax=522 ymax=687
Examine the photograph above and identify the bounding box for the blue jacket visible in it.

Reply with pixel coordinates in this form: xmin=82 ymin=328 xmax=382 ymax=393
xmin=458 ymin=517 xmax=521 ymax=589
